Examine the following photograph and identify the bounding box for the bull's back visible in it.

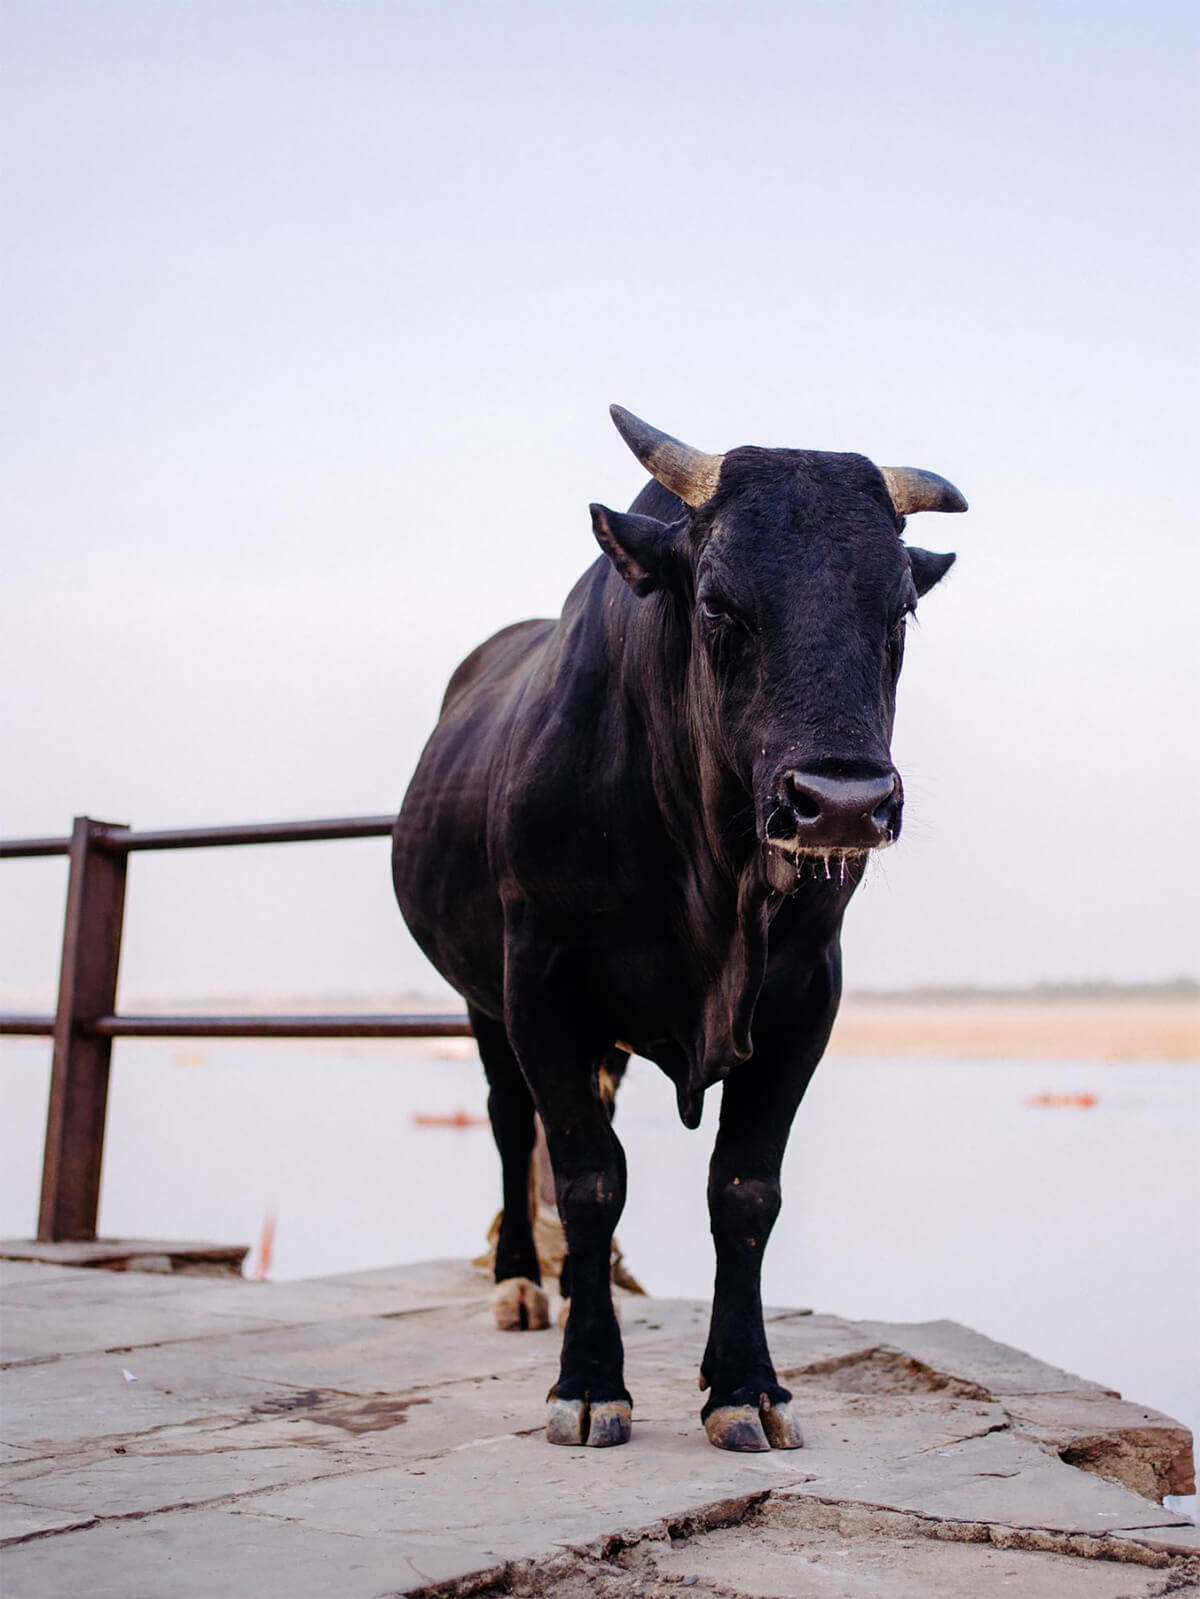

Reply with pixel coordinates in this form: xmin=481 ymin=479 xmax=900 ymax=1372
xmin=392 ymin=619 xmax=554 ymax=1015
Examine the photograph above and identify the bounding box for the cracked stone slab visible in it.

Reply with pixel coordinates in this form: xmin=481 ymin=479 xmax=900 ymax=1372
xmin=780 ymin=1428 xmax=1193 ymax=1535
xmin=2 ymin=1441 xmax=362 ymax=1521
xmin=161 ymin=1279 xmax=484 ymax=1327
xmin=628 ymin=1499 xmax=1200 ymax=1599
xmin=196 ymin=1303 xmax=561 ymax=1392
xmin=776 ymin=1325 xmax=1195 ymax=1503
xmin=0 ymin=1258 xmax=1194 ymax=1599
xmin=319 ymin=1257 xmax=496 ymax=1293
xmin=0 ymin=1260 xmax=98 ymax=1291
xmin=8 ymin=1376 xmax=1013 ymax=1499
xmin=0 ymin=1299 xmax=284 ymax=1364
xmin=191 ymin=1303 xmax=866 ymax=1405
xmin=0 ymin=1345 xmax=332 ymax=1454
xmin=854 ymin=1318 xmax=1120 ymax=1399
xmin=159 ymin=1258 xmax=523 ymax=1327
xmin=223 ymin=1419 xmax=809 ymax=1567
xmin=1001 ymin=1390 xmax=1195 ymax=1500
xmin=0 ymin=1499 xmax=97 ymax=1544
xmin=761 ymin=1388 xmax=1012 ymax=1472
xmin=0 ymin=1503 xmax=444 ymax=1599
xmin=1120 ymin=1523 xmax=1200 ymax=1557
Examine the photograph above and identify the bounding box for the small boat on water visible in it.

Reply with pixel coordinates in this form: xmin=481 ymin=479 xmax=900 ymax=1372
xmin=412 ymin=1108 xmax=489 ymax=1129
xmin=1026 ymin=1091 xmax=1099 ymax=1109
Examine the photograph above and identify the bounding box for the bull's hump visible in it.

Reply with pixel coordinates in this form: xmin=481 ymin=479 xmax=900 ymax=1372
xmin=441 ymin=617 xmax=555 ymax=714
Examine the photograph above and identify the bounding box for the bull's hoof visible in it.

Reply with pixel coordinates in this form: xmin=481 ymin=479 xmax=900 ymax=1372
xmin=761 ymin=1396 xmax=804 ymax=1449
xmin=492 ymin=1277 xmax=549 ymax=1332
xmin=545 ymin=1395 xmax=633 ymax=1447
xmin=546 ymin=1396 xmax=587 ymax=1444
xmin=704 ymin=1394 xmax=804 ymax=1452
xmin=703 ymin=1404 xmax=770 ymax=1452
xmin=587 ymin=1399 xmax=633 ymax=1447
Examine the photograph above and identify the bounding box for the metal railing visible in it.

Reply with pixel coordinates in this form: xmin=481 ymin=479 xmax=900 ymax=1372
xmin=0 ymin=814 xmax=473 ymax=1244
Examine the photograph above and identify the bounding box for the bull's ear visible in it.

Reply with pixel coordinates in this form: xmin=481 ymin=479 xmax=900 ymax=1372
xmin=589 ymin=504 xmax=678 ymax=596
xmin=907 ymin=547 xmax=956 ymax=597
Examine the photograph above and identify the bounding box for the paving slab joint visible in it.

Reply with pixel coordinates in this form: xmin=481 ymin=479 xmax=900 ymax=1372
xmin=784 ymin=1342 xmax=993 ymax=1402
xmin=764 ymin=1493 xmax=1199 ymax=1572
xmin=395 ymin=1562 xmax=510 ymax=1599
xmin=397 ymin=1490 xmax=1200 ymax=1599
xmin=397 ymin=1490 xmax=776 ymax=1599
xmin=784 ymin=1333 xmax=1194 ymax=1504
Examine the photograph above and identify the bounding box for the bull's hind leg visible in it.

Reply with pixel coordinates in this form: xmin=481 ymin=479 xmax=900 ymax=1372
xmin=471 ymin=1007 xmax=549 ymax=1332
xmin=699 ymin=961 xmax=838 ymax=1452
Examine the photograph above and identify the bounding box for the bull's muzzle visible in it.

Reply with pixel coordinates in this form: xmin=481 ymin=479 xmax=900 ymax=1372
xmin=770 ymin=769 xmax=902 ymax=854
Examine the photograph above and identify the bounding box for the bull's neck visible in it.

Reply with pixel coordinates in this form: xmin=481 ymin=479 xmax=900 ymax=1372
xmin=609 ymin=573 xmax=757 ymax=892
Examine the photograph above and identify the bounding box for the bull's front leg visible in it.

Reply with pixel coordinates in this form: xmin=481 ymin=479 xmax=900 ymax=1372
xmin=521 ymin=1057 xmax=631 ymax=1446
xmin=700 ymin=959 xmax=839 ymax=1452
xmin=504 ymin=948 xmax=632 ymax=1447
xmin=541 ymin=1098 xmax=631 ymax=1447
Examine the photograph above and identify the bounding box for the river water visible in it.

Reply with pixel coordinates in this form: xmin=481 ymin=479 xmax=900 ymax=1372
xmin=3 ymin=1038 xmax=1197 ymax=1506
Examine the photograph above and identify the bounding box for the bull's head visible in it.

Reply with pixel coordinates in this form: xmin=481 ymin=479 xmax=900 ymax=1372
xmin=590 ymin=405 xmax=965 ymax=895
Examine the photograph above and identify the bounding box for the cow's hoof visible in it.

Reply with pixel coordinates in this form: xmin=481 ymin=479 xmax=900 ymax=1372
xmin=545 ymin=1395 xmax=633 ymax=1447
xmin=703 ymin=1404 xmax=770 ymax=1452
xmin=586 ymin=1399 xmax=632 ymax=1447
xmin=546 ymin=1396 xmax=587 ymax=1444
xmin=761 ymin=1396 xmax=804 ymax=1450
xmin=492 ymin=1277 xmax=549 ymax=1332
xmin=704 ymin=1395 xmax=804 ymax=1452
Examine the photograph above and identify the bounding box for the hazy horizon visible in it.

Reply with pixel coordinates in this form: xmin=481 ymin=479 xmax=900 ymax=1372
xmin=4 ymin=0 xmax=1197 ymax=1003
xmin=4 ymin=975 xmax=1198 ymax=1012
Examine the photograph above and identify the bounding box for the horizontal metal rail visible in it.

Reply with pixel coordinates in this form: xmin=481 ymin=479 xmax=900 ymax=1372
xmin=0 ymin=1016 xmax=56 ymax=1037
xmin=0 ymin=836 xmax=73 ymax=859
xmin=1 ymin=1014 xmax=473 ymax=1040
xmin=0 ymin=812 xmax=475 ymax=1243
xmin=0 ymin=814 xmax=397 ymax=859
xmin=94 ymin=1013 xmax=471 ymax=1039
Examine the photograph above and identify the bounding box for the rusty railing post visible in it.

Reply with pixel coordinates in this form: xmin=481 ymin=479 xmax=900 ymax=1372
xmin=38 ymin=817 xmax=130 ymax=1242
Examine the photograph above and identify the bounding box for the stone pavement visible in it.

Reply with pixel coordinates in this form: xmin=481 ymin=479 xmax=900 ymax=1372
xmin=1 ymin=1256 xmax=1196 ymax=1597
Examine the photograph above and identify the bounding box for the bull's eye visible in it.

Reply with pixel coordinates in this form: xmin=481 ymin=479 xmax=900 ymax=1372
xmin=887 ymin=615 xmax=908 ymax=677
xmin=697 ymin=595 xmax=745 ymax=671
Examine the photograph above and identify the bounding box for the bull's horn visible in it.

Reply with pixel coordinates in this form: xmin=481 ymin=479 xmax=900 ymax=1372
xmin=610 ymin=405 xmax=725 ymax=508
xmin=879 ymin=465 xmax=968 ymax=515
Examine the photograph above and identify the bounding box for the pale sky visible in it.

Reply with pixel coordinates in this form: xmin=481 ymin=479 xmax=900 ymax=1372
xmin=2 ymin=0 xmax=1197 ymax=1004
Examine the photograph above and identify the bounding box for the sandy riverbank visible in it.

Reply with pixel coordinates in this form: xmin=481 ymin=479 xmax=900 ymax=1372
xmin=10 ymin=991 xmax=1188 ymax=1063
xmin=408 ymin=998 xmax=1199 ymax=1063
xmin=389 ymin=994 xmax=1198 ymax=1063
xmin=827 ymin=997 xmax=1198 ymax=1061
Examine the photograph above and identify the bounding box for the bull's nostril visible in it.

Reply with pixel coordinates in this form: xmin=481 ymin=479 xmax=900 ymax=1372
xmin=790 ymin=788 xmax=821 ymax=821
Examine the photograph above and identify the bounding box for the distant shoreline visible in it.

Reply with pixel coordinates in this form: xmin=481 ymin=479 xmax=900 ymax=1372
xmin=845 ymin=978 xmax=1199 ymax=1005
xmin=3 ymin=984 xmax=1195 ymax=1063
xmin=5 ymin=978 xmax=1193 ymax=1012
xmin=828 ymin=997 xmax=1198 ymax=1062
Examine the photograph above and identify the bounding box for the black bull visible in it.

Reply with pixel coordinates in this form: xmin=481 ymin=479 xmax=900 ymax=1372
xmin=392 ymin=407 xmax=966 ymax=1452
